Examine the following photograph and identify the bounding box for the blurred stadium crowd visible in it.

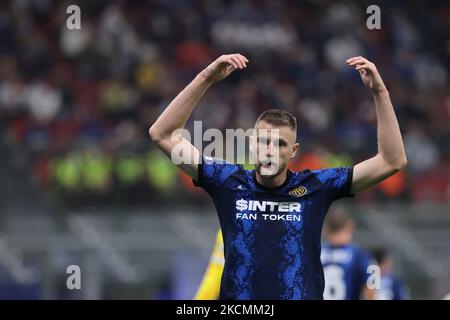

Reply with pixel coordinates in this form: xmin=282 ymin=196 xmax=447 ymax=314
xmin=0 ymin=0 xmax=449 ymax=208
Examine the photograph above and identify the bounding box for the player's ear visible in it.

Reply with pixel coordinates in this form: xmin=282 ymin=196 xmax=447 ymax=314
xmin=290 ymin=143 xmax=299 ymax=159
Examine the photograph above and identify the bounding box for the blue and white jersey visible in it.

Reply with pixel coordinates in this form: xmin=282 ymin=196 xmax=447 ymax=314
xmin=376 ymin=274 xmax=409 ymax=300
xmin=193 ymin=156 xmax=354 ymax=300
xmin=321 ymin=244 xmax=372 ymax=300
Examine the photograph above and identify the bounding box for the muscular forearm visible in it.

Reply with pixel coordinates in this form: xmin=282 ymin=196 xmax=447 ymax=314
xmin=148 ymin=54 xmax=247 ymax=178
xmin=373 ymin=89 xmax=407 ymax=168
xmin=350 ymin=57 xmax=407 ymax=194
xmin=149 ymin=72 xmax=211 ymax=141
xmin=149 ymin=54 xmax=247 ymax=142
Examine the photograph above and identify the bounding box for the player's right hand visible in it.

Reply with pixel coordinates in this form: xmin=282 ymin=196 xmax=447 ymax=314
xmin=200 ymin=54 xmax=249 ymax=84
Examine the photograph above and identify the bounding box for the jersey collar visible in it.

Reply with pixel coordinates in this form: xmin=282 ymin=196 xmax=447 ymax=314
xmin=252 ymin=169 xmax=293 ymax=192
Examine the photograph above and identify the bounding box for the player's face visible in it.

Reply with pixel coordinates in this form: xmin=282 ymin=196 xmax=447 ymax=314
xmin=252 ymin=120 xmax=298 ymax=177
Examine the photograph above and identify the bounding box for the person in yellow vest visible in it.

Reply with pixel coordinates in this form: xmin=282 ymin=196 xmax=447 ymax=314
xmin=194 ymin=229 xmax=224 ymax=300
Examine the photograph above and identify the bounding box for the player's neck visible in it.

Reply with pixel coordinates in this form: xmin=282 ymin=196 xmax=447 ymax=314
xmin=255 ymin=168 xmax=289 ymax=189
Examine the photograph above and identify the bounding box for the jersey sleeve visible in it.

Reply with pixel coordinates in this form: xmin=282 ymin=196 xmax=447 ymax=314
xmin=193 ymin=155 xmax=240 ymax=194
xmin=312 ymin=167 xmax=354 ymax=201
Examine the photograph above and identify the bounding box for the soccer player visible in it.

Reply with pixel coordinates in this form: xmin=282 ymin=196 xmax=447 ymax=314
xmin=194 ymin=229 xmax=224 ymax=300
xmin=149 ymin=53 xmax=407 ymax=299
xmin=372 ymin=248 xmax=410 ymax=300
xmin=196 ymin=209 xmax=374 ymax=300
xmin=321 ymin=209 xmax=375 ymax=300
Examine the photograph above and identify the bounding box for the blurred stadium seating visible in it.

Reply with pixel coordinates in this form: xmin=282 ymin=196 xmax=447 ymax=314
xmin=0 ymin=0 xmax=449 ymax=299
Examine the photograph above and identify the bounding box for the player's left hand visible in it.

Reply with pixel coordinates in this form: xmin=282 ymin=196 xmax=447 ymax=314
xmin=346 ymin=56 xmax=387 ymax=94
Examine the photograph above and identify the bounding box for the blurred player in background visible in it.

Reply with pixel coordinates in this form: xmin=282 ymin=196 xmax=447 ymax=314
xmin=149 ymin=53 xmax=407 ymax=299
xmin=372 ymin=248 xmax=410 ymax=300
xmin=194 ymin=230 xmax=224 ymax=300
xmin=321 ymin=209 xmax=375 ymax=300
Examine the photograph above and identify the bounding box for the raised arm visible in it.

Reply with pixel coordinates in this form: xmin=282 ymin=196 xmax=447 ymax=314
xmin=148 ymin=54 xmax=248 ymax=180
xmin=346 ymin=57 xmax=407 ymax=194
